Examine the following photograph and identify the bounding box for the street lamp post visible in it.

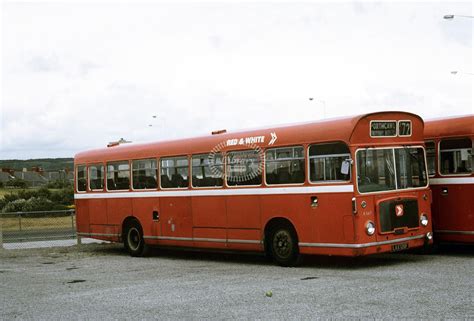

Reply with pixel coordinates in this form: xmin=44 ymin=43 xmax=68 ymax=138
xmin=444 ymin=14 xmax=472 ymax=76
xmin=451 ymin=71 xmax=474 ymax=76
xmin=443 ymin=14 xmax=474 ymax=20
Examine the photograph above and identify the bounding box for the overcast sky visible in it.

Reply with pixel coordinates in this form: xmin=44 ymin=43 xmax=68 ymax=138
xmin=1 ymin=1 xmax=472 ymax=159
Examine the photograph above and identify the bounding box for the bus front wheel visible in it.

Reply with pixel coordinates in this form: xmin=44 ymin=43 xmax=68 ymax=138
xmin=124 ymin=220 xmax=149 ymax=257
xmin=269 ymin=225 xmax=300 ymax=267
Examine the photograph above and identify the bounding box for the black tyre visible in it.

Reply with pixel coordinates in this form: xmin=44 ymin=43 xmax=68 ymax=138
xmin=269 ymin=225 xmax=300 ymax=267
xmin=124 ymin=220 xmax=149 ymax=257
xmin=420 ymin=241 xmax=439 ymax=255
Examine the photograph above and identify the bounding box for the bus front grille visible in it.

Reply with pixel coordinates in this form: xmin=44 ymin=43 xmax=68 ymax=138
xmin=379 ymin=199 xmax=419 ymax=233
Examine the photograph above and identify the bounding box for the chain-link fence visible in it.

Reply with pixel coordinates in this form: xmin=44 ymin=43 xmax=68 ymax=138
xmin=0 ymin=209 xmax=80 ymax=249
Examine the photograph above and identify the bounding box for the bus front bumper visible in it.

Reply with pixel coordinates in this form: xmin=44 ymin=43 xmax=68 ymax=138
xmin=299 ymin=233 xmax=433 ymax=257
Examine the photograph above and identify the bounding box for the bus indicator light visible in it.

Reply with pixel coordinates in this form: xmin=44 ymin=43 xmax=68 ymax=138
xmin=420 ymin=214 xmax=429 ymax=227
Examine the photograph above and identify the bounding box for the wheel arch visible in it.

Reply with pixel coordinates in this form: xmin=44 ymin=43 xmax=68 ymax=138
xmin=121 ymin=215 xmax=140 ymax=242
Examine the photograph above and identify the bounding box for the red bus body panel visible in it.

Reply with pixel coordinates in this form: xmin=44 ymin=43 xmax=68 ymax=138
xmin=75 ymin=111 xmax=432 ymax=257
xmin=425 ymin=115 xmax=474 ymax=244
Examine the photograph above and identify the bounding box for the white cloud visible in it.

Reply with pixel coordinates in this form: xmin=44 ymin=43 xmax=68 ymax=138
xmin=1 ymin=1 xmax=472 ymax=159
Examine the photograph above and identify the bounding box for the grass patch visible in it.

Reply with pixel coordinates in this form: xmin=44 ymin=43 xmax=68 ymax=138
xmin=1 ymin=215 xmax=75 ymax=232
xmin=0 ymin=188 xmax=11 ymax=199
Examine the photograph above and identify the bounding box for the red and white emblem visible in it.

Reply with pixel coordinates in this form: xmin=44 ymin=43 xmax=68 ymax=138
xmin=395 ymin=204 xmax=404 ymax=217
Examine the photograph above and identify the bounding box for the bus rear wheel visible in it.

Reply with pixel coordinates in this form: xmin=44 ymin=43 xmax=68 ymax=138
xmin=269 ymin=225 xmax=300 ymax=267
xmin=124 ymin=220 xmax=149 ymax=257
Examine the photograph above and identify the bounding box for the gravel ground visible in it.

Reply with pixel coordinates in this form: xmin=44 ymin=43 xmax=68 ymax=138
xmin=1 ymin=243 xmax=473 ymax=320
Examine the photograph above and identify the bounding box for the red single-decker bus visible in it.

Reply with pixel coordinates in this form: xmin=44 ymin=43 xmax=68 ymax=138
xmin=74 ymin=111 xmax=433 ymax=265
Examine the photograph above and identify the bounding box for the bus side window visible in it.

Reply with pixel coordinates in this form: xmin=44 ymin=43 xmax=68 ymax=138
xmin=440 ymin=138 xmax=472 ymax=175
xmin=160 ymin=156 xmax=189 ymax=189
xmin=425 ymin=141 xmax=436 ymax=177
xmin=309 ymin=142 xmax=351 ymax=183
xmin=132 ymin=159 xmax=158 ymax=190
xmin=265 ymin=146 xmax=304 ymax=185
xmin=107 ymin=161 xmax=130 ymax=190
xmin=76 ymin=165 xmax=87 ymax=192
xmin=191 ymin=153 xmax=223 ymax=188
xmin=227 ymin=150 xmax=263 ymax=186
xmin=89 ymin=164 xmax=104 ymax=191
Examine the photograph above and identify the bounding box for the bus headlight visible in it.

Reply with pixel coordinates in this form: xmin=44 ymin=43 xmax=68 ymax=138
xmin=366 ymin=221 xmax=376 ymax=236
xmin=420 ymin=214 xmax=429 ymax=227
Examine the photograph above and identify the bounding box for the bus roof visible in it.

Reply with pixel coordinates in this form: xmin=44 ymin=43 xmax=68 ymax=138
xmin=75 ymin=111 xmax=423 ymax=164
xmin=424 ymin=114 xmax=474 ymax=139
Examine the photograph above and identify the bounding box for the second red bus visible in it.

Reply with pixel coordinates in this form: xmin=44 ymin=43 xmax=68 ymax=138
xmin=425 ymin=115 xmax=474 ymax=244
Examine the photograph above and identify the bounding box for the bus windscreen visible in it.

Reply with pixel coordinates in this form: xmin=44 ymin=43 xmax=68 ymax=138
xmin=357 ymin=147 xmax=427 ymax=193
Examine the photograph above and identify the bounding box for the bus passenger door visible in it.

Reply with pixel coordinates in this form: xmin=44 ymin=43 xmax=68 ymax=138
xmin=307 ymin=143 xmax=354 ymax=244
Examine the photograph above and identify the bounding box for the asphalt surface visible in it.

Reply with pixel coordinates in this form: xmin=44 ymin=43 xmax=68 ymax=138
xmin=1 ymin=243 xmax=473 ymax=319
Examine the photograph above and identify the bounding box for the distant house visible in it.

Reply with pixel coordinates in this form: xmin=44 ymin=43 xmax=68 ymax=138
xmin=0 ymin=166 xmax=73 ymax=187
xmin=44 ymin=170 xmax=74 ymax=183
xmin=13 ymin=170 xmax=48 ymax=187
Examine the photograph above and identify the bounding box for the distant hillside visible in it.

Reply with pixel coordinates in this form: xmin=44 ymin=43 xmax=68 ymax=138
xmin=0 ymin=158 xmax=74 ymax=171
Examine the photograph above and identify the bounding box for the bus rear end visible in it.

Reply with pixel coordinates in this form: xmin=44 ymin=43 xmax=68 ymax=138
xmin=350 ymin=113 xmax=432 ymax=255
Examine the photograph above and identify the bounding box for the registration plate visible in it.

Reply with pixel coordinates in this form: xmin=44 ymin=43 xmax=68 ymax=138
xmin=391 ymin=242 xmax=409 ymax=252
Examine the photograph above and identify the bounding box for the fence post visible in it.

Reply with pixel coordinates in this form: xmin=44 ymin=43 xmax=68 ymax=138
xmin=0 ymin=214 xmax=4 ymax=250
xmin=72 ymin=210 xmax=82 ymax=245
